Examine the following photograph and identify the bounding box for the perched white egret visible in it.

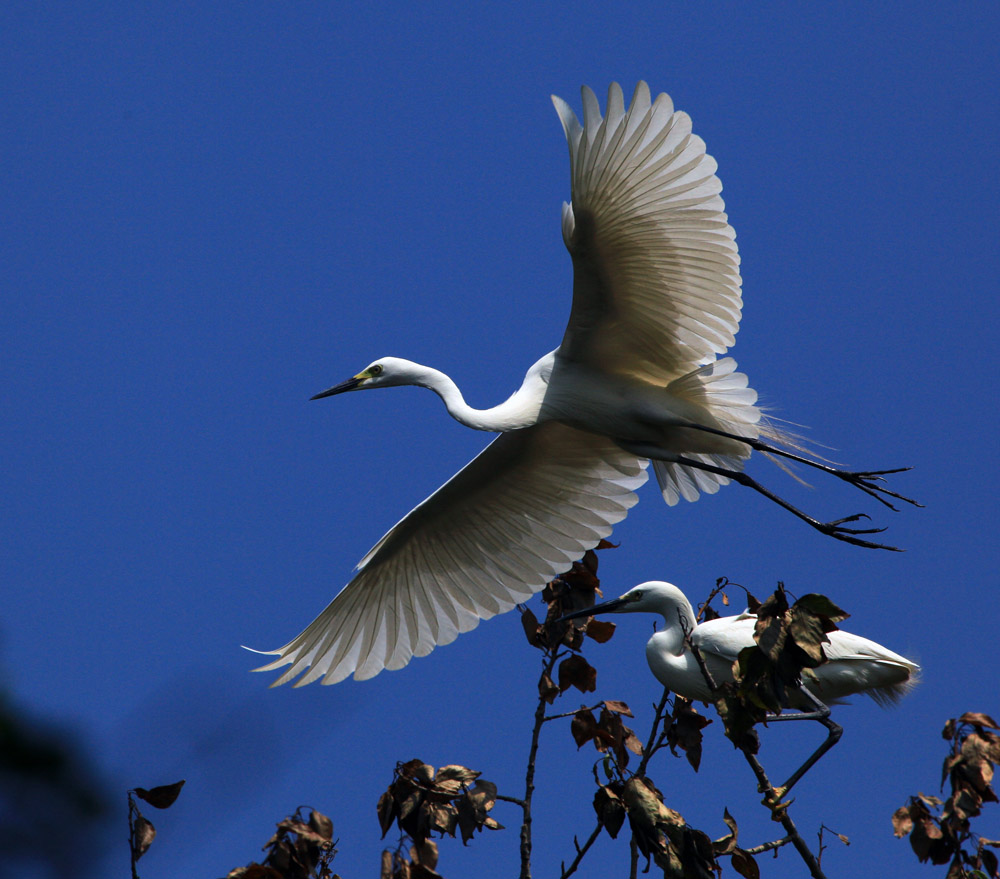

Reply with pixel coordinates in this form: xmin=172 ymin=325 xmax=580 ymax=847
xmin=560 ymin=580 xmax=918 ymax=794
xmin=255 ymin=82 xmax=915 ymax=686
xmin=560 ymin=581 xmax=918 ymax=707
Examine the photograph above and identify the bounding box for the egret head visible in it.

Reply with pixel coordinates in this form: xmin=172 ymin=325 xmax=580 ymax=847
xmin=559 ymin=581 xmax=694 ymax=626
xmin=311 ymin=357 xmax=423 ymax=399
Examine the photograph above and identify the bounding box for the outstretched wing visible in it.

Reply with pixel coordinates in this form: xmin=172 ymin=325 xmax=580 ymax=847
xmin=255 ymin=423 xmax=648 ymax=685
xmin=553 ymin=82 xmax=742 ymax=384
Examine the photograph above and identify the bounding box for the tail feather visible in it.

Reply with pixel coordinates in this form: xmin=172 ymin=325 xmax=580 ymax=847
xmin=653 ymin=358 xmax=757 ymax=504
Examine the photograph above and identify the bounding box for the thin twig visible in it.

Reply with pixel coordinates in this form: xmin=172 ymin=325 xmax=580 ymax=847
xmin=743 ymin=835 xmax=794 ymax=855
xmin=634 ymin=688 xmax=671 ymax=777
xmin=127 ymin=793 xmax=139 ymax=879
xmin=740 ymin=750 xmax=827 ymax=879
xmin=518 ymin=648 xmax=560 ymax=879
xmin=559 ymin=820 xmax=603 ymax=878
xmin=695 ymin=578 xmax=731 ymax=621
xmin=543 ymin=702 xmax=605 ymax=723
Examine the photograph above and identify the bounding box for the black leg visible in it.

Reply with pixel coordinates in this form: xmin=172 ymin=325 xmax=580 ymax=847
xmin=764 ymin=687 xmax=844 ymax=798
xmin=668 ymin=454 xmax=902 ymax=550
xmin=676 ymin=421 xmax=922 ymax=512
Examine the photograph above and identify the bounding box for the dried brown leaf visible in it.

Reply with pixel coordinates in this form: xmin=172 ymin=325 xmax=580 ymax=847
xmin=308 ymin=810 xmax=333 ymax=840
xmin=730 ymin=847 xmax=760 ymax=879
xmin=558 ymin=655 xmax=597 ymax=694
xmin=787 ymin=606 xmax=830 ymax=665
xmin=132 ymin=815 xmax=156 ymax=861
xmin=377 ymin=790 xmax=396 ymax=837
xmin=624 ymin=731 xmax=643 ymax=756
xmin=793 ymin=593 xmax=848 ymax=623
xmin=435 ymin=765 xmax=480 ymax=785
xmin=228 ymin=866 xmax=284 ymax=879
xmin=399 ymin=759 xmax=433 ymax=782
xmin=570 ymin=709 xmax=598 ymax=748
xmin=585 ymin=619 xmax=616 ymax=643
xmin=667 ymin=697 xmax=712 ymax=772
xmin=411 ymin=839 xmax=438 ymax=869
xmin=712 ymin=808 xmax=738 ymax=856
xmin=593 ymin=785 xmax=626 ymax=839
xmin=275 ymin=818 xmax=332 ymax=849
xmin=960 ymin=712 xmax=1000 ymax=731
xmin=980 ymin=848 xmax=998 ymax=878
xmin=602 ymin=699 xmax=633 ymax=717
xmin=892 ymin=806 xmax=913 ymax=838
xmin=425 ymin=801 xmax=457 ymax=837
xmin=521 ymin=608 xmax=542 ymax=647
xmin=134 ymin=779 xmax=186 ymax=809
xmin=538 ymin=672 xmax=559 ymax=704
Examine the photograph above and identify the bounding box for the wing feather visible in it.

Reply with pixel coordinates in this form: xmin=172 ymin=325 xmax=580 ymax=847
xmin=255 ymin=423 xmax=648 ymax=684
xmin=554 ymin=82 xmax=742 ymax=383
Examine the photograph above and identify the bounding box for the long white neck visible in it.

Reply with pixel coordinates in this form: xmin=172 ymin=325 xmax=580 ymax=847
xmin=635 ymin=588 xmax=699 ymax=656
xmin=412 ymin=366 xmax=543 ymax=432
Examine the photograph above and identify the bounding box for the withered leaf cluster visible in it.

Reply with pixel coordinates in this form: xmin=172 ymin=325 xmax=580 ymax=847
xmin=226 ymin=808 xmax=338 ymax=879
xmin=618 ymin=777 xmax=755 ymax=879
xmin=664 ymin=696 xmax=713 ymax=773
xmin=571 ymin=701 xmax=642 ymax=770
xmin=128 ymin=779 xmax=185 ymax=866
xmin=710 ymin=586 xmax=847 ymax=748
xmin=377 ymin=760 xmax=502 ymax=850
xmin=893 ymin=712 xmax=1000 ymax=877
xmin=381 ymin=838 xmax=440 ymax=879
xmin=522 ymin=544 xmax=617 ymax=705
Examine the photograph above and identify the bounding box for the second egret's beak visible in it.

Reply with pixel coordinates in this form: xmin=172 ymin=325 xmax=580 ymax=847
xmin=558 ymin=593 xmax=634 ymax=624
xmin=311 ymin=376 xmax=365 ymax=400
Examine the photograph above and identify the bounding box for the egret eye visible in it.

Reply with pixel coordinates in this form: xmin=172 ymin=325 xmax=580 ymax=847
xmin=369 ymin=364 xmax=383 ymax=376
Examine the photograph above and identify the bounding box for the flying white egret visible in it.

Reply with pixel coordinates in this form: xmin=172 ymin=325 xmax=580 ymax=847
xmin=255 ymin=82 xmax=916 ymax=686
xmin=559 ymin=580 xmax=918 ymax=794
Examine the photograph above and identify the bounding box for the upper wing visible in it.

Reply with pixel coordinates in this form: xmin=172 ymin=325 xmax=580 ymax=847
xmin=255 ymin=422 xmax=648 ymax=685
xmin=553 ymin=82 xmax=742 ymax=383
xmin=691 ymin=613 xmax=757 ymax=662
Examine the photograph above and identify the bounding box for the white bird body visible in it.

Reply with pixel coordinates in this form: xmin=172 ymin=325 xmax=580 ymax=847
xmin=255 ymin=83 xmax=913 ymax=687
xmin=576 ymin=581 xmax=919 ymax=707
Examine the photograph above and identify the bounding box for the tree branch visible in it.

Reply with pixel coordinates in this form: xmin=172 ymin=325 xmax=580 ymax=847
xmin=634 ymin=688 xmax=671 ymax=777
xmin=743 ymin=835 xmax=794 ymax=855
xmin=559 ymin=820 xmax=603 ymax=878
xmin=518 ymin=648 xmax=561 ymax=879
xmin=687 ymin=631 xmax=828 ymax=878
xmin=740 ymin=744 xmax=827 ymax=878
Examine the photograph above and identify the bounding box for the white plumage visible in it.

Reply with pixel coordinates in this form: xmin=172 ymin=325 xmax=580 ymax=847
xmin=254 ymin=83 xmax=911 ymax=686
xmin=564 ymin=581 xmax=919 ymax=707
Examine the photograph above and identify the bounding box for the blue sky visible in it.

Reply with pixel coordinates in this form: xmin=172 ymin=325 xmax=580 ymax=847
xmin=3 ymin=2 xmax=998 ymax=876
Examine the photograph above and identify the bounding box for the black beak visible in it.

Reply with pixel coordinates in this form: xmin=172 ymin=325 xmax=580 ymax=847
xmin=311 ymin=376 xmax=364 ymax=400
xmin=557 ymin=594 xmax=633 ymax=624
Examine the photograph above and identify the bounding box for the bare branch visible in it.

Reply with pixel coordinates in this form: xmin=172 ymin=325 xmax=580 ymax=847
xmin=559 ymin=821 xmax=603 ymax=878
xmin=743 ymin=835 xmax=794 ymax=855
